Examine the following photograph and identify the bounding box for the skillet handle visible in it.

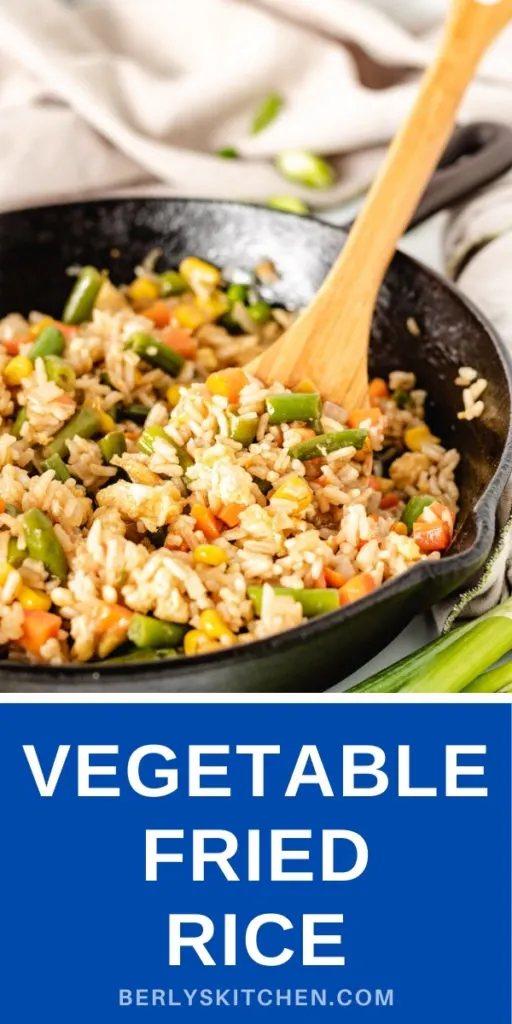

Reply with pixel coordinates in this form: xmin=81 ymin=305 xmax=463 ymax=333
xmin=407 ymin=122 xmax=512 ymax=230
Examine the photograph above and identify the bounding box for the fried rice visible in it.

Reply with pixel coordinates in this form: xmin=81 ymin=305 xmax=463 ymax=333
xmin=0 ymin=257 xmax=464 ymax=665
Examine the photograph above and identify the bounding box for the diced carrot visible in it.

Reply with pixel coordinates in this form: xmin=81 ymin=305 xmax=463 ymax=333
xmin=161 ymin=327 xmax=197 ymax=360
xmin=21 ymin=610 xmax=62 ymax=653
xmin=96 ymin=603 xmax=133 ymax=635
xmin=413 ymin=518 xmax=451 ymax=553
xmin=0 ymin=499 xmax=4 ymax=514
xmin=380 ymin=494 xmax=399 ymax=510
xmin=369 ymin=377 xmax=390 ymax=404
xmin=206 ymin=368 xmax=249 ymax=405
xmin=348 ymin=408 xmax=382 ymax=429
xmin=324 ymin=566 xmax=347 ymax=589
xmin=368 ymin=475 xmax=382 ymax=492
xmin=144 ymin=301 xmax=172 ymax=329
xmin=426 ymin=500 xmax=456 ymax=530
xmin=3 ymin=336 xmax=27 ymax=356
xmin=191 ymin=503 xmax=221 ymax=540
xmin=338 ymin=572 xmax=376 ymax=607
xmin=218 ymin=503 xmax=246 ymax=528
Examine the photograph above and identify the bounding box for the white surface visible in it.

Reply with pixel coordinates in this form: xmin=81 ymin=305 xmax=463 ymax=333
xmin=325 ymin=209 xmax=445 ymax=691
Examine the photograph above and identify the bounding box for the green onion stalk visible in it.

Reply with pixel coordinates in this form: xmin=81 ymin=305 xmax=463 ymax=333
xmin=348 ymin=599 xmax=512 ymax=693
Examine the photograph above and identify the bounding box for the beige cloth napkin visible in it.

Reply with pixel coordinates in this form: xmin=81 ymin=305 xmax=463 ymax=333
xmin=1 ymin=0 xmax=512 ymax=212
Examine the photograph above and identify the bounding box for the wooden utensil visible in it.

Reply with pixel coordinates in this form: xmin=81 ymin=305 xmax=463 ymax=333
xmin=248 ymin=0 xmax=512 ymax=411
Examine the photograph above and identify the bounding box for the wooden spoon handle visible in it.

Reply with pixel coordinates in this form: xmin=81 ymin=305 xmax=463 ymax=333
xmin=326 ymin=0 xmax=512 ymax=303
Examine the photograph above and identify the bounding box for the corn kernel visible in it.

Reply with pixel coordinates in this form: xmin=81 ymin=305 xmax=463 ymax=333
xmin=166 ymin=385 xmax=182 ymax=408
xmin=294 ymin=378 xmax=317 ymax=394
xmin=184 ymin=629 xmax=221 ymax=656
xmin=390 ymin=522 xmax=408 ymax=536
xmin=173 ymin=303 xmax=209 ymax=330
xmin=404 ymin=425 xmax=440 ymax=452
xmin=272 ymin=474 xmax=312 ymax=512
xmin=194 ymin=544 xmax=229 ymax=567
xmin=18 ymin=585 xmax=52 ymax=611
xmin=179 ymin=257 xmax=221 ymax=295
xmin=199 ymin=609 xmax=236 ymax=644
xmin=4 ymin=356 xmax=33 ymax=386
xmin=97 ymin=410 xmax=116 ymax=434
xmin=127 ymin=277 xmax=159 ymax=305
xmin=29 ymin=317 xmax=54 ymax=339
xmin=197 ymin=291 xmax=229 ymax=322
xmin=0 ymin=563 xmax=14 ymax=585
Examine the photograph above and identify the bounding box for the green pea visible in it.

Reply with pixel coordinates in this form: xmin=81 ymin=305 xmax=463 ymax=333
xmin=159 ymin=271 xmax=187 ymax=297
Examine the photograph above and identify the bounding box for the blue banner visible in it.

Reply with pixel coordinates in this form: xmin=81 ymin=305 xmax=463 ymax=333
xmin=0 ymin=702 xmax=510 ymax=1022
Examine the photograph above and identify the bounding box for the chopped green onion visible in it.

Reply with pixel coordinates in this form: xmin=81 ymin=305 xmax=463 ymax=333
xmin=266 ymin=392 xmax=322 ymax=425
xmin=251 ymin=93 xmax=284 ymax=135
xmin=401 ymin=496 xmax=435 ymax=533
xmin=248 ymin=585 xmax=339 ymax=618
xmin=289 ymin=429 xmax=368 ymax=461
xmin=62 ymin=266 xmax=104 ymax=325
xmin=275 ymin=151 xmax=336 ymax=190
xmin=128 ymin=331 xmax=185 ymax=377
xmin=128 ymin=613 xmax=188 ymax=649
xmin=268 ymin=196 xmax=310 ymax=215
xmin=217 ymin=147 xmax=239 ymax=159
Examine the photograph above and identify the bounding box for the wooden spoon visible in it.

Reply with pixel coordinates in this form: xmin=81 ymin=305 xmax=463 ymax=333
xmin=248 ymin=0 xmax=512 ymax=411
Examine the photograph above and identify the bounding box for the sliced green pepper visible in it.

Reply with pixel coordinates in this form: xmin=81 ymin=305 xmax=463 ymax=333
xmin=28 ymin=325 xmax=65 ymax=361
xmin=41 ymin=453 xmax=71 ymax=482
xmin=23 ymin=507 xmax=68 ymax=581
xmin=401 ymin=495 xmax=436 ymax=533
xmin=62 ymin=266 xmax=104 ymax=325
xmin=128 ymin=614 xmax=188 ymax=649
xmin=248 ymin=585 xmax=339 ymax=618
xmin=128 ymin=331 xmax=185 ymax=377
xmin=43 ymin=406 xmax=102 ymax=459
xmin=266 ymin=392 xmax=322 ymax=425
xmin=288 ymin=428 xmax=368 ymax=461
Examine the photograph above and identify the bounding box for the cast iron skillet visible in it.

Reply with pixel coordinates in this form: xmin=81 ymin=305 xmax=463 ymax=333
xmin=1 ymin=124 xmax=512 ymax=692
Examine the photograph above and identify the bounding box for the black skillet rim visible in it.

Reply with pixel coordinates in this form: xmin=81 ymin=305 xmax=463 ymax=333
xmin=0 ymin=197 xmax=511 ymax=682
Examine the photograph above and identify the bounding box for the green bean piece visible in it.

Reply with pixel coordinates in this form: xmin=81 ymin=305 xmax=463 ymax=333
xmin=401 ymin=495 xmax=436 ymax=533
xmin=248 ymin=301 xmax=272 ymax=325
xmin=12 ymin=406 xmax=27 ymax=439
xmin=217 ymin=146 xmax=239 ymax=159
xmin=128 ymin=331 xmax=185 ymax=377
xmin=23 ymin=508 xmax=68 ymax=581
xmin=288 ymin=428 xmax=368 ymax=461
xmin=159 ymin=271 xmax=188 ymax=297
xmin=41 ymin=453 xmax=71 ymax=482
xmin=228 ymin=413 xmax=258 ymax=446
xmin=227 ymin=283 xmax=249 ymax=306
xmin=43 ymin=406 xmax=102 ymax=459
xmin=275 ymin=151 xmax=336 ymax=190
xmin=4 ymin=503 xmax=19 ymax=517
xmin=43 ymin=355 xmax=76 ymax=392
xmin=268 ymin=196 xmax=310 ymax=215
xmin=128 ymin=613 xmax=188 ymax=649
xmin=113 ymin=402 xmax=150 ymax=425
xmin=99 ymin=647 xmax=178 ymax=665
xmin=138 ymin=424 xmax=193 ymax=471
xmin=7 ymin=536 xmax=25 ymax=568
xmin=62 ymin=266 xmax=104 ymax=325
xmin=219 ymin=312 xmax=243 ymax=335
xmin=251 ymin=93 xmax=284 ymax=135
xmin=248 ymin=585 xmax=339 ymax=618
xmin=99 ymin=431 xmax=126 ymax=464
xmin=28 ymin=325 xmax=65 ymax=362
xmin=393 ymin=389 xmax=412 ymax=410
xmin=266 ymin=392 xmax=322 ymax=425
